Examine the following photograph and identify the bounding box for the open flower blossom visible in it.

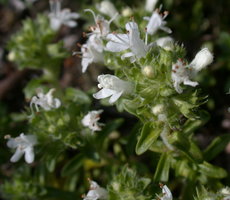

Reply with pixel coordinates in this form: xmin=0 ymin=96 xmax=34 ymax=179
xmin=145 ymin=0 xmax=158 ymax=12
xmin=159 ymin=185 xmax=173 ymax=200
xmin=30 ymin=88 xmax=61 ymax=113
xmin=10 ymin=0 xmax=37 ymax=11
xmin=84 ymin=9 xmax=118 ymax=38
xmin=82 ymin=110 xmax=103 ymax=132
xmin=6 ymin=133 xmax=37 ymax=164
xmin=144 ymin=8 xmax=172 ymax=35
xmin=78 ymin=35 xmax=104 ymax=73
xmin=106 ymin=22 xmax=149 ymax=63
xmin=96 ymin=1 xmax=118 ymax=19
xmin=171 ymin=59 xmax=199 ymax=93
xmin=49 ymin=0 xmax=80 ymax=31
xmin=74 ymin=9 xmax=117 ymax=73
xmin=93 ymin=74 xmax=133 ymax=104
xmin=83 ymin=180 xmax=108 ymax=200
xmin=171 ymin=48 xmax=213 ymax=93
xmin=156 ymin=36 xmax=174 ymax=51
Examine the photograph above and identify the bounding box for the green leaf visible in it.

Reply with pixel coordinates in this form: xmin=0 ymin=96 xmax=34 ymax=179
xmin=204 ymin=134 xmax=230 ymax=161
xmin=23 ymin=79 xmax=45 ymax=99
xmin=65 ymin=88 xmax=91 ymax=104
xmin=61 ymin=154 xmax=84 ymax=177
xmin=154 ymin=153 xmax=171 ymax=182
xmin=136 ymin=121 xmax=162 ymax=155
xmin=183 ymin=110 xmax=210 ymax=135
xmin=198 ymin=161 xmax=227 ymax=179
xmin=171 ymin=132 xmax=203 ymax=163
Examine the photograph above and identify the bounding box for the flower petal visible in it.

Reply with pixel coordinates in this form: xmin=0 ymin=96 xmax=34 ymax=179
xmin=93 ymin=88 xmax=116 ymax=100
xmin=24 ymin=147 xmax=35 ymax=164
xmin=109 ymin=91 xmax=123 ymax=104
xmin=10 ymin=148 xmax=24 ymax=163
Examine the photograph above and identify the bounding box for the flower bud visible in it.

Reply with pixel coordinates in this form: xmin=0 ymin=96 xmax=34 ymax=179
xmin=8 ymin=51 xmax=16 ymax=61
xmin=145 ymin=0 xmax=158 ymax=12
xmin=190 ymin=48 xmax=213 ymax=72
xmin=121 ymin=7 xmax=133 ymax=17
xmin=142 ymin=66 xmax=154 ymax=78
xmin=151 ymin=104 xmax=164 ymax=115
xmin=96 ymin=1 xmax=118 ymax=18
xmin=156 ymin=36 xmax=174 ymax=51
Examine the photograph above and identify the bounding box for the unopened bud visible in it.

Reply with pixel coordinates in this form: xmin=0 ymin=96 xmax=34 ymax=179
xmin=8 ymin=51 xmax=16 ymax=61
xmin=151 ymin=104 xmax=164 ymax=115
xmin=142 ymin=66 xmax=154 ymax=78
xmin=190 ymin=48 xmax=213 ymax=72
xmin=122 ymin=7 xmax=133 ymax=17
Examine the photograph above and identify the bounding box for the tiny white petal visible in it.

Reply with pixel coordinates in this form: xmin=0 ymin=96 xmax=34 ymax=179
xmin=109 ymin=91 xmax=123 ymax=104
xmin=93 ymin=88 xmax=116 ymax=99
xmin=24 ymin=147 xmax=35 ymax=164
xmin=10 ymin=148 xmax=24 ymax=163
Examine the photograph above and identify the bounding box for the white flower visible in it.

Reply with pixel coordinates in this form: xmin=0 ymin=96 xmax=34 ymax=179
xmin=82 ymin=110 xmax=103 ymax=132
xmin=144 ymin=9 xmax=172 ymax=35
xmin=160 ymin=185 xmax=173 ymax=200
xmin=145 ymin=0 xmax=158 ymax=12
xmin=85 ymin=9 xmax=117 ymax=38
xmin=93 ymin=74 xmax=133 ymax=104
xmin=10 ymin=0 xmax=37 ymax=11
xmin=172 ymin=48 xmax=213 ymax=93
xmin=189 ymin=48 xmax=213 ymax=72
xmin=79 ymin=35 xmax=104 ymax=73
xmin=83 ymin=180 xmax=108 ymax=200
xmin=49 ymin=0 xmax=79 ymax=31
xmin=171 ymin=59 xmax=198 ymax=93
xmin=7 ymin=133 xmax=37 ymax=164
xmin=30 ymin=88 xmax=61 ymax=113
xmin=106 ymin=22 xmax=149 ymax=63
xmin=96 ymin=1 xmax=118 ymax=19
xmin=156 ymin=36 xmax=174 ymax=51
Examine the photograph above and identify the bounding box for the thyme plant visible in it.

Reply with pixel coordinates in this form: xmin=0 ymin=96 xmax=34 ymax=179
xmin=0 ymin=0 xmax=230 ymax=200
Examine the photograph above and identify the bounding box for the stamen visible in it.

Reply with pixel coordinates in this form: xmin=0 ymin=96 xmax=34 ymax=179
xmin=108 ymin=12 xmax=119 ymax=24
xmin=84 ymin=9 xmax=97 ymax=25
